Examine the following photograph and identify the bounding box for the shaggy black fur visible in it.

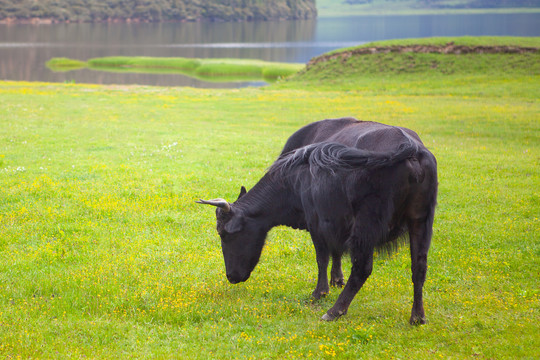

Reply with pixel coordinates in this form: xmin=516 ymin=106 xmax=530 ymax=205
xmin=198 ymin=118 xmax=438 ymax=324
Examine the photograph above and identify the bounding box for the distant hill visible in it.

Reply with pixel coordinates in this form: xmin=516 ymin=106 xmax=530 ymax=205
xmin=0 ymin=0 xmax=317 ymax=23
xmin=317 ymin=0 xmax=540 ymax=17
xmin=338 ymin=0 xmax=540 ymax=8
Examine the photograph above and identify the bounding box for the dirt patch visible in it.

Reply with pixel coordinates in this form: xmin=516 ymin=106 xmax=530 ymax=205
xmin=307 ymin=43 xmax=539 ymax=68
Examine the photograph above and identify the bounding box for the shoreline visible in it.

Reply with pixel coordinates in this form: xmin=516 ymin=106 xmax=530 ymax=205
xmin=317 ymin=8 xmax=540 ymax=17
xmin=308 ymin=43 xmax=540 ymax=69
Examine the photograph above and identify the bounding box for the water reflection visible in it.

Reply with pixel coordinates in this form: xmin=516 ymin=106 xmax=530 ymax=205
xmin=1 ymin=13 xmax=539 ymax=87
xmin=0 ymin=20 xmax=321 ymax=87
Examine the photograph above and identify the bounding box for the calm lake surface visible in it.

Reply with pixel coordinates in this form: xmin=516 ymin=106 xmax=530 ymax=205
xmin=1 ymin=13 xmax=539 ymax=88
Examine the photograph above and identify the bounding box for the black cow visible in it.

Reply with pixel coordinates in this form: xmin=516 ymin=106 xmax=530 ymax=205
xmin=197 ymin=118 xmax=437 ymax=324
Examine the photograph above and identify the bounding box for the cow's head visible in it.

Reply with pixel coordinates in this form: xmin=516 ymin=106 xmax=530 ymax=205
xmin=196 ymin=187 xmax=266 ymax=284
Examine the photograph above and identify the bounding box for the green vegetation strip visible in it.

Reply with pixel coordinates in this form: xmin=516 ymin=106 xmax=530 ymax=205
xmin=47 ymin=56 xmax=305 ymax=83
xmin=2 ymin=37 xmax=539 ymax=358
xmin=316 ymin=0 xmax=540 ymax=16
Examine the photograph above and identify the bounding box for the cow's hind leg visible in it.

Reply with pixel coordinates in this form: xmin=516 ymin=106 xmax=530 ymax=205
xmin=408 ymin=214 xmax=434 ymax=325
xmin=312 ymin=239 xmax=330 ymax=299
xmin=330 ymin=253 xmax=345 ymax=287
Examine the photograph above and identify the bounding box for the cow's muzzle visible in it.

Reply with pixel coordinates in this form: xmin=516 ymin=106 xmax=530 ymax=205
xmin=226 ymin=272 xmax=250 ymax=284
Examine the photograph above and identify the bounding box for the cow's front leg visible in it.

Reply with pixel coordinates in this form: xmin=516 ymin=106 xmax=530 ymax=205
xmin=312 ymin=241 xmax=330 ymax=299
xmin=322 ymin=246 xmax=374 ymax=321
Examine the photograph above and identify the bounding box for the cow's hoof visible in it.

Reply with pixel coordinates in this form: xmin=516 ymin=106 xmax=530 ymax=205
xmin=321 ymin=310 xmax=345 ymax=321
xmin=311 ymin=291 xmax=328 ymax=300
xmin=321 ymin=313 xmax=337 ymax=321
xmin=409 ymin=316 xmax=427 ymax=325
xmin=330 ymin=278 xmax=345 ymax=287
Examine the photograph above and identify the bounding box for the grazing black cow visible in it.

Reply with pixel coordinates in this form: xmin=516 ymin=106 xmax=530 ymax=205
xmin=197 ymin=118 xmax=437 ymax=324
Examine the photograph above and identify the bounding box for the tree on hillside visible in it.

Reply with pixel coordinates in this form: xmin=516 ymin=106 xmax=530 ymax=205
xmin=0 ymin=0 xmax=317 ymax=22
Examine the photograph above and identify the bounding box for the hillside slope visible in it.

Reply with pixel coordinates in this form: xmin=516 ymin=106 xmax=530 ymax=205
xmin=280 ymin=37 xmax=540 ymax=94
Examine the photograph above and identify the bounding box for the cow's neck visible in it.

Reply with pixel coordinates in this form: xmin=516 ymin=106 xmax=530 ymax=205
xmin=236 ymin=173 xmax=302 ymax=231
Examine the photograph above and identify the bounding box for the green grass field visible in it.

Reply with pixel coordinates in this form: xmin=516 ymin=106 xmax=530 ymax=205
xmin=1 ymin=37 xmax=539 ymax=358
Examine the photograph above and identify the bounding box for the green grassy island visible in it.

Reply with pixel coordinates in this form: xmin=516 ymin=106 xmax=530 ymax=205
xmin=46 ymin=56 xmax=305 ymax=83
xmin=1 ymin=37 xmax=539 ymax=358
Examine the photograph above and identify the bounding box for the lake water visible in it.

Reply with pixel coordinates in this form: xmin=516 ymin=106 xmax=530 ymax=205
xmin=1 ymin=13 xmax=539 ymax=88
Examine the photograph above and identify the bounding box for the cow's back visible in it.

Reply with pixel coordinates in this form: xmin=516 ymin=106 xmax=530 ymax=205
xmin=280 ymin=118 xmax=425 ymax=155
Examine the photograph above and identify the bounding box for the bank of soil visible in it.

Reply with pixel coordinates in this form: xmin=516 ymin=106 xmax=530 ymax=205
xmin=307 ymin=43 xmax=540 ymax=68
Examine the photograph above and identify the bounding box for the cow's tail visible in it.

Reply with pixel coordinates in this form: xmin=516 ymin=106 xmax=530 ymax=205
xmin=270 ymin=139 xmax=421 ymax=177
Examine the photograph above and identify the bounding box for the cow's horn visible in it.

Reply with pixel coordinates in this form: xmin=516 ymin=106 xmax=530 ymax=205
xmin=195 ymin=198 xmax=231 ymax=213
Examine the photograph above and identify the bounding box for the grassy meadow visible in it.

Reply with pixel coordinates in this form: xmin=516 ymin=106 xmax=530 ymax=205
xmin=1 ymin=37 xmax=539 ymax=358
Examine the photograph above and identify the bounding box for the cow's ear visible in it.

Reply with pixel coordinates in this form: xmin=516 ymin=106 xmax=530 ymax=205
xmin=224 ymin=215 xmax=244 ymax=234
xmin=237 ymin=186 xmax=247 ymax=200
